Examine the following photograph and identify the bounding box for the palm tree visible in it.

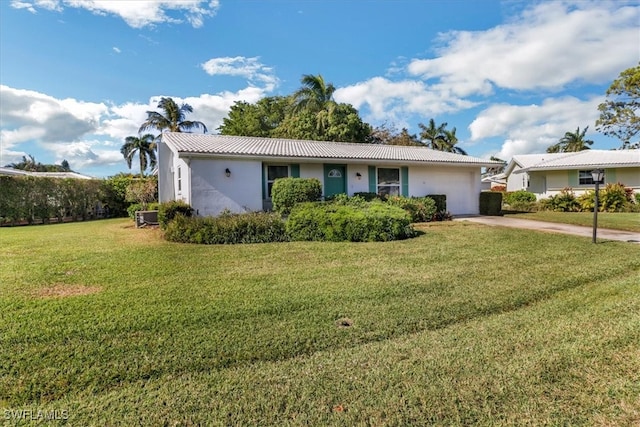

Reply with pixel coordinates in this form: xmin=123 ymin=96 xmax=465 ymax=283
xmin=419 ymin=119 xmax=448 ymax=149
xmin=7 ymin=154 xmax=39 ymax=171
xmin=418 ymin=119 xmax=467 ymax=154
xmin=547 ymin=126 xmax=594 ymax=153
xmin=291 ymin=74 xmax=336 ymax=114
xmin=121 ymin=134 xmax=157 ymax=177
xmin=485 ymin=156 xmax=507 ymax=175
xmin=139 ymin=97 xmax=208 ymax=136
xmin=441 ymin=127 xmax=467 ymax=155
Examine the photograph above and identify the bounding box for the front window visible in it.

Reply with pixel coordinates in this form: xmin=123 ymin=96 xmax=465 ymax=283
xmin=177 ymin=166 xmax=182 ymax=192
xmin=377 ymin=168 xmax=400 ymax=196
xmin=266 ymin=165 xmax=289 ymax=197
xmin=579 ymin=170 xmax=604 ymax=185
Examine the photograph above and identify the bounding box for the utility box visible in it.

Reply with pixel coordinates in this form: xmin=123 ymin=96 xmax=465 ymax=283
xmin=135 ymin=210 xmax=159 ymax=228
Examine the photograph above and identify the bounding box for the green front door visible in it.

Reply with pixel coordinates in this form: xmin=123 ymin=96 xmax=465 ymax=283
xmin=323 ymin=164 xmax=347 ymax=197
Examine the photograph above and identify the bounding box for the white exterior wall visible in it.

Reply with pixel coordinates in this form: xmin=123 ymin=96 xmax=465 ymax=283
xmin=506 ymin=166 xmax=529 ymax=192
xmin=158 ymin=142 xmax=175 ymax=203
xmin=408 ymin=166 xmax=481 ymax=215
xmin=299 ymin=163 xmax=323 ymax=182
xmin=189 ymin=158 xmax=262 ymax=216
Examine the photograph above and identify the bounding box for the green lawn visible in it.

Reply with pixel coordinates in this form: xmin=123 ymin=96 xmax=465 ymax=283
xmin=1 ymin=219 xmax=639 ymax=425
xmin=504 ymin=211 xmax=640 ymax=232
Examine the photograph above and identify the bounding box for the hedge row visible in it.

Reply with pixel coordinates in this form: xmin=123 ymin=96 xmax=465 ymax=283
xmin=0 ymin=174 xmax=157 ymax=225
xmin=163 ymin=211 xmax=288 ymax=244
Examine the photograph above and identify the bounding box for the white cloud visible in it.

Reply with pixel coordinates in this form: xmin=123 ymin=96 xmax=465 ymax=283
xmin=334 ymin=77 xmax=477 ymax=127
xmin=201 ymin=56 xmax=279 ymax=91
xmin=407 ymin=1 xmax=639 ymax=95
xmin=11 ymin=0 xmax=220 ymax=28
xmin=0 ymin=84 xmax=274 ymax=173
xmin=469 ymin=96 xmax=604 ymax=159
xmin=112 ymin=46 xmax=121 ymax=54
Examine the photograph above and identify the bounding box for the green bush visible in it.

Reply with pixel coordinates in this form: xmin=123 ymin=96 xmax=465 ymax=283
xmin=600 ymin=183 xmax=632 ymax=212
xmin=539 ymin=188 xmax=580 ymax=212
xmin=426 ymin=194 xmax=447 ymax=212
xmin=163 ymin=211 xmax=287 ymax=244
xmin=479 ymin=192 xmax=503 ymax=215
xmin=504 ymin=190 xmax=536 ymax=205
xmin=353 ymin=192 xmax=382 ymax=201
xmin=385 ymin=195 xmax=437 ymax=223
xmin=127 ymin=202 xmax=159 ymax=220
xmin=271 ymin=178 xmax=322 ymax=215
xmin=286 ymin=200 xmax=415 ymax=242
xmin=158 ymin=200 xmax=194 ymax=229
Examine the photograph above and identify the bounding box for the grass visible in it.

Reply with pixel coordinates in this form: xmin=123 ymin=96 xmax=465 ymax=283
xmin=1 ymin=218 xmax=639 ymax=425
xmin=504 ymin=211 xmax=640 ymax=232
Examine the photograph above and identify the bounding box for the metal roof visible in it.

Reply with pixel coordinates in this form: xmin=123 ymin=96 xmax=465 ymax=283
xmin=162 ymin=133 xmax=499 ymax=166
xmin=0 ymin=167 xmax=95 ymax=179
xmin=522 ymin=150 xmax=640 ymax=171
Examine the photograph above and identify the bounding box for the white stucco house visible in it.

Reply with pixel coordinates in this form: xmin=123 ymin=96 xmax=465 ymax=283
xmin=504 ymin=150 xmax=640 ymax=198
xmin=158 ymin=133 xmax=500 ymax=217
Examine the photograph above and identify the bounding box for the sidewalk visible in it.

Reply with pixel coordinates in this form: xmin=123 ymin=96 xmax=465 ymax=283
xmin=453 ymin=215 xmax=640 ymax=243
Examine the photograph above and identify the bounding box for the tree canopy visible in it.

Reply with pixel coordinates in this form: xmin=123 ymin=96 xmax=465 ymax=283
xmin=546 ymin=126 xmax=593 ymax=153
xmin=139 ymin=97 xmax=208 ymax=136
xmin=418 ymin=119 xmax=467 ymax=154
xmin=5 ymin=155 xmax=72 ymax=172
xmin=218 ymin=74 xmax=371 ymax=143
xmin=120 ymin=134 xmax=157 ymax=177
xmin=596 ymin=63 xmax=640 ymax=149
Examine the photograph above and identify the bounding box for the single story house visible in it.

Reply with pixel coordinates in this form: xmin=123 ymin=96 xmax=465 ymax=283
xmin=158 ymin=133 xmax=500 ymax=216
xmin=504 ymin=150 xmax=640 ymax=198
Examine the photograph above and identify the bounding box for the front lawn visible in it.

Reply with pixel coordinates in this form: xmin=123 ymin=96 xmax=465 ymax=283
xmin=505 ymin=211 xmax=640 ymax=232
xmin=1 ymin=219 xmax=639 ymax=425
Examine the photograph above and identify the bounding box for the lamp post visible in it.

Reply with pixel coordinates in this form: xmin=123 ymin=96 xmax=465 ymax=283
xmin=591 ymin=169 xmax=604 ymax=243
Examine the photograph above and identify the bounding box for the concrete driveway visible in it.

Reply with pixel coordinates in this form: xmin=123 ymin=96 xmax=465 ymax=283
xmin=454 ymin=215 xmax=640 ymax=244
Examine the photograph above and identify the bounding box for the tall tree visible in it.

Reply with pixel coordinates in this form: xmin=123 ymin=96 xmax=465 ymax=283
xmin=139 ymin=97 xmax=208 ymax=136
xmin=596 ymin=63 xmax=640 ymax=149
xmin=291 ymin=74 xmax=336 ymax=114
xmin=218 ymin=96 xmax=290 ymax=137
xmin=485 ymin=156 xmax=507 ymax=175
xmin=418 ymin=119 xmax=448 ymax=149
xmin=120 ymin=134 xmax=157 ymax=177
xmin=547 ymin=126 xmax=594 ymax=153
xmin=418 ymin=119 xmax=467 ymax=154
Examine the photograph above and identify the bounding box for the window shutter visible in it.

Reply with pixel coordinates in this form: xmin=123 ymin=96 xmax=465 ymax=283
xmin=261 ymin=164 xmax=266 ymax=199
xmin=290 ymin=164 xmax=300 ymax=178
xmin=368 ymin=166 xmax=376 ymax=193
xmin=568 ymin=170 xmax=578 ymax=187
xmin=604 ymin=169 xmax=615 ymax=184
xmin=401 ymin=166 xmax=409 ymax=196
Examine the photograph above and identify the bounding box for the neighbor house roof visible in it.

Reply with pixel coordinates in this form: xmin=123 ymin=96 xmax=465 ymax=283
xmin=0 ymin=167 xmax=94 ymax=179
xmin=163 ymin=133 xmax=499 ymax=167
xmin=523 ymin=149 xmax=640 ymax=171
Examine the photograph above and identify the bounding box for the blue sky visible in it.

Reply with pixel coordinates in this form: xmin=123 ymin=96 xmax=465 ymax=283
xmin=1 ymin=0 xmax=638 ymax=177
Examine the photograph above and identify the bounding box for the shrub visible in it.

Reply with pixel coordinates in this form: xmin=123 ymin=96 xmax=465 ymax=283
xmin=286 ymin=200 xmax=415 ymax=242
xmin=271 ymin=178 xmax=322 ymax=215
xmin=353 ymin=192 xmax=382 ymax=201
xmin=479 ymin=192 xmax=503 ymax=216
xmin=539 ymin=188 xmax=580 ymax=212
xmin=386 ymin=195 xmax=437 ymax=223
xmin=127 ymin=202 xmax=159 ymax=220
xmin=426 ymin=194 xmax=447 ymax=212
xmin=491 ymin=185 xmax=506 ymax=192
xmin=635 ymin=192 xmax=640 ymax=205
xmin=158 ymin=200 xmax=194 ymax=229
xmin=163 ymin=211 xmax=287 ymax=244
xmin=600 ymin=183 xmax=632 ymax=212
xmin=504 ymin=190 xmax=536 ymax=205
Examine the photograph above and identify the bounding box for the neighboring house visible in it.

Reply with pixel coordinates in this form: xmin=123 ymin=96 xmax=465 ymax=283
xmin=159 ymin=133 xmax=500 ymax=216
xmin=0 ymin=167 xmax=94 ymax=179
xmin=504 ymin=150 xmax=640 ymax=198
xmin=481 ymin=172 xmax=507 ymax=190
